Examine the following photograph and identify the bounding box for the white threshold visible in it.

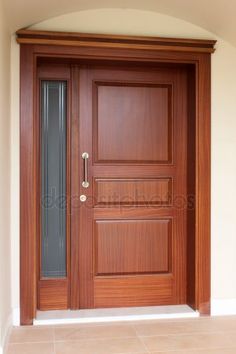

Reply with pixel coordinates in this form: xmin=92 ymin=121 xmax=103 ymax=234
xmin=34 ymin=305 xmax=199 ymax=326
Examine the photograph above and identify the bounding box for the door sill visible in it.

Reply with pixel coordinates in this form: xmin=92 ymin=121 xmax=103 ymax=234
xmin=34 ymin=305 xmax=199 ymax=325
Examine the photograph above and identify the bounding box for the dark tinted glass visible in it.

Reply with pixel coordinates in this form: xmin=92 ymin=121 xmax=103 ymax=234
xmin=41 ymin=81 xmax=67 ymax=278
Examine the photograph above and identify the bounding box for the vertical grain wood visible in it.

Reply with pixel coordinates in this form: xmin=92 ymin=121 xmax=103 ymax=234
xmin=20 ymin=45 xmax=36 ymax=325
xmin=19 ymin=33 xmax=214 ymax=321
xmin=196 ymin=55 xmax=211 ymax=315
xmin=186 ymin=65 xmax=197 ymax=309
xmin=38 ymin=279 xmax=68 ymax=310
xmin=80 ymin=66 xmax=187 ymax=307
xmin=172 ymin=68 xmax=188 ymax=305
xmin=66 ymin=69 xmax=72 ymax=309
xmin=78 ymin=68 xmax=94 ymax=308
xmin=70 ymin=66 xmax=81 ymax=308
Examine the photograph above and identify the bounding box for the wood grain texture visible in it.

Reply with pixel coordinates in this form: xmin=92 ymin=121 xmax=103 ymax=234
xmin=196 ymin=54 xmax=211 ymax=315
xmin=94 ymin=178 xmax=172 ymax=206
xmin=70 ymin=66 xmax=80 ymax=309
xmin=94 ymin=83 xmax=171 ymax=163
xmin=19 ymin=31 xmax=213 ymax=324
xmin=77 ymin=68 xmax=94 ymax=308
xmin=66 ymin=66 xmax=72 ymax=311
xmin=94 ymin=207 xmax=175 ymax=219
xmin=20 ymin=45 xmax=36 ymax=325
xmin=172 ymin=68 xmax=188 ymax=305
xmin=78 ymin=65 xmax=187 ymax=308
xmin=186 ymin=66 xmax=196 ymax=310
xmin=16 ymin=29 xmax=216 ymax=53
xmin=38 ymin=279 xmax=68 ymax=310
xmin=95 ymin=219 xmax=171 ymax=275
xmin=94 ymin=276 xmax=173 ymax=308
xmin=30 ymin=43 xmax=214 ymax=65
xmin=37 ymin=64 xmax=71 ymax=79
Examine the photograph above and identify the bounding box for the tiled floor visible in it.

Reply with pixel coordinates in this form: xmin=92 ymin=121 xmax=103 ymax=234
xmin=6 ymin=315 xmax=236 ymax=353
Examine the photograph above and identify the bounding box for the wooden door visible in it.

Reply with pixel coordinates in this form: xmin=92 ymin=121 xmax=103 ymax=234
xmin=73 ymin=64 xmax=188 ymax=308
xmin=20 ymin=31 xmax=214 ymax=324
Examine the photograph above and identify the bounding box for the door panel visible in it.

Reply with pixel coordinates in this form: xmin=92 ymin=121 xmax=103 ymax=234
xmin=94 ymin=276 xmax=173 ymax=308
xmin=94 ymin=178 xmax=172 ymax=206
xmin=76 ymin=65 xmax=187 ymax=308
xmin=94 ymin=83 xmax=171 ymax=163
xmin=95 ymin=219 xmax=171 ymax=275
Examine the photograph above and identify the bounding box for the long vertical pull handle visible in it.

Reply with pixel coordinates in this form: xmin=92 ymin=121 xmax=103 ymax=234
xmin=82 ymin=152 xmax=89 ymax=188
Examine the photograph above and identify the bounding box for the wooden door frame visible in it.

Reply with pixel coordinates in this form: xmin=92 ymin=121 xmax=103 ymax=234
xmin=17 ymin=29 xmax=216 ymax=325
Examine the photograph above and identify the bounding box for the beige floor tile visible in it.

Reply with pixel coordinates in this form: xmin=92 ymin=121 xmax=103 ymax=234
xmin=53 ymin=321 xmax=133 ymax=328
xmin=55 ymin=337 xmax=147 ymax=354
xmin=134 ymin=317 xmax=236 ymax=336
xmin=150 ymin=349 xmax=236 ymax=354
xmin=54 ymin=323 xmax=137 ymax=341
xmin=6 ymin=342 xmax=54 ymax=354
xmin=190 ymin=317 xmax=236 ymax=332
xmin=6 ymin=316 xmax=236 ymax=354
xmin=9 ymin=326 xmax=54 ymax=343
xmin=142 ymin=332 xmax=236 ymax=352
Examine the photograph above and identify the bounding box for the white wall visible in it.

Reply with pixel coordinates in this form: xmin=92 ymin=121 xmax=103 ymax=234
xmin=0 ymin=0 xmax=12 ymax=352
xmin=10 ymin=8 xmax=236 ymax=315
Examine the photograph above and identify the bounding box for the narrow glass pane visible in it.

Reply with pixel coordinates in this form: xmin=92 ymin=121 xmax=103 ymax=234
xmin=41 ymin=81 xmax=67 ymax=278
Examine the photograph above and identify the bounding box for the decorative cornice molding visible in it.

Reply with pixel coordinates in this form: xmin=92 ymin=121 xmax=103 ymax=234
xmin=16 ymin=29 xmax=216 ymax=53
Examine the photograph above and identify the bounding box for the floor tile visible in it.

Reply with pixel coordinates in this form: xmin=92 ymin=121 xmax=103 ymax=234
xmin=6 ymin=316 xmax=236 ymax=354
xmin=150 ymin=349 xmax=236 ymax=354
xmin=9 ymin=326 xmax=54 ymax=343
xmin=141 ymin=332 xmax=236 ymax=352
xmin=134 ymin=317 xmax=236 ymax=336
xmin=55 ymin=337 xmax=147 ymax=354
xmin=54 ymin=323 xmax=137 ymax=341
xmin=6 ymin=342 xmax=54 ymax=354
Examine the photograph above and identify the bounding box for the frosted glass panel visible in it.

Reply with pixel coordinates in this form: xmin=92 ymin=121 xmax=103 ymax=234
xmin=41 ymin=81 xmax=67 ymax=278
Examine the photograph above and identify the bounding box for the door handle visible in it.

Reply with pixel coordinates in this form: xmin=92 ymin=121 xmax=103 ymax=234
xmin=82 ymin=152 xmax=89 ymax=188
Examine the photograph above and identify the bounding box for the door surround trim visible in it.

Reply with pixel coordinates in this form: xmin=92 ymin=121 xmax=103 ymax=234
xmin=17 ymin=29 xmax=215 ymax=325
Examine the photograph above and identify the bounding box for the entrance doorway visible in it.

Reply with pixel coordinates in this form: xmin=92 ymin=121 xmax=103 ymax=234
xmin=18 ymin=30 xmax=215 ymax=324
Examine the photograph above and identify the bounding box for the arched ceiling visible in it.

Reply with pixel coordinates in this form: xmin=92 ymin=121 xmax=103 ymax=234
xmin=3 ymin=0 xmax=236 ymax=46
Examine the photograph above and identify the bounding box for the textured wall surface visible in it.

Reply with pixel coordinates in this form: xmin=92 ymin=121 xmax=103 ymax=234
xmin=0 ymin=0 xmax=12 ymax=351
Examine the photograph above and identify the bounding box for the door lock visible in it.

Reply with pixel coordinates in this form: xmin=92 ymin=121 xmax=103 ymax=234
xmin=80 ymin=195 xmax=87 ymax=202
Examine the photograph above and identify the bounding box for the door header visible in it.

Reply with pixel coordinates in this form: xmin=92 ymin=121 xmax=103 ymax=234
xmin=16 ymin=29 xmax=216 ymax=54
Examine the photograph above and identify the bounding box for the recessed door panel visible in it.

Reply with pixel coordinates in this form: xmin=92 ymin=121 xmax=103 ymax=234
xmin=94 ymin=83 xmax=172 ymax=163
xmin=95 ymin=219 xmax=171 ymax=275
xmin=94 ymin=178 xmax=172 ymax=206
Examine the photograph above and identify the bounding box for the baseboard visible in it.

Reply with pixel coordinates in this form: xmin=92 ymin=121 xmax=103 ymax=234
xmin=211 ymin=298 xmax=236 ymax=316
xmin=12 ymin=308 xmax=20 ymax=326
xmin=1 ymin=311 xmax=12 ymax=354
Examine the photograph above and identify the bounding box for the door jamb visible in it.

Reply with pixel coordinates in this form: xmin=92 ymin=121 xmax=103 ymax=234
xmin=17 ymin=30 xmax=215 ymax=325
